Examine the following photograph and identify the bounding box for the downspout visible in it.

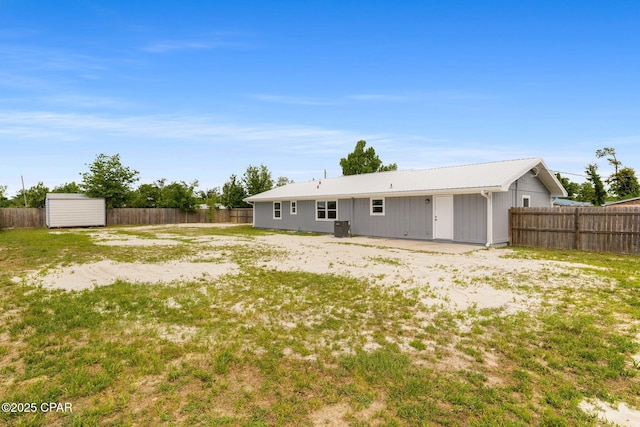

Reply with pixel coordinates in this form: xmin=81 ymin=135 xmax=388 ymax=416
xmin=480 ymin=190 xmax=493 ymax=247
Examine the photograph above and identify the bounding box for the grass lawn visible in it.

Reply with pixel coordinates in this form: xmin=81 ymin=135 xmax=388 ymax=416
xmin=0 ymin=225 xmax=639 ymax=426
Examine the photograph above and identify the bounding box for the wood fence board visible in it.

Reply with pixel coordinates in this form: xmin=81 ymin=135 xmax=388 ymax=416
xmin=509 ymin=207 xmax=640 ymax=254
xmin=1 ymin=208 xmax=253 ymax=229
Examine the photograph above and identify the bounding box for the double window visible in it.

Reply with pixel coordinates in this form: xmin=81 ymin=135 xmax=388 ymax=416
xmin=316 ymin=200 xmax=337 ymax=220
xmin=370 ymin=198 xmax=385 ymax=215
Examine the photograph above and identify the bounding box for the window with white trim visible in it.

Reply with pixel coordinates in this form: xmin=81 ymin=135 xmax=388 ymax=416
xmin=290 ymin=201 xmax=297 ymax=215
xmin=316 ymin=200 xmax=337 ymax=220
xmin=273 ymin=201 xmax=282 ymax=219
xmin=370 ymin=198 xmax=385 ymax=215
xmin=522 ymin=195 xmax=531 ymax=208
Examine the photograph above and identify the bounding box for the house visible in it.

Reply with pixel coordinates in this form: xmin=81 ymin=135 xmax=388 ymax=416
xmin=46 ymin=193 xmax=106 ymax=228
xmin=604 ymin=196 xmax=640 ymax=207
xmin=244 ymin=158 xmax=567 ymax=246
xmin=553 ymin=198 xmax=592 ymax=207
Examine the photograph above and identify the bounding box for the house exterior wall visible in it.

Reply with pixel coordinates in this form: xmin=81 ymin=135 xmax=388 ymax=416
xmin=254 ymin=196 xmax=434 ymax=239
xmin=46 ymin=196 xmax=106 ymax=228
xmin=344 ymin=196 xmax=433 ymax=240
xmin=453 ymin=194 xmax=487 ymax=244
xmin=254 ymin=200 xmax=335 ymax=233
xmin=492 ymin=171 xmax=552 ymax=244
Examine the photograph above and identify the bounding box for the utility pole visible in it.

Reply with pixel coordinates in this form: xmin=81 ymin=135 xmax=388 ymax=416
xmin=21 ymin=176 xmax=27 ymax=207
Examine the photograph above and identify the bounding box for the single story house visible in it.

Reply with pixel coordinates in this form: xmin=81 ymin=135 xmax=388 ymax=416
xmin=244 ymin=158 xmax=567 ymax=246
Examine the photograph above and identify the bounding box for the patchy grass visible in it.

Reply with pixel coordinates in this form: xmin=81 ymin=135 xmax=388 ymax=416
xmin=1 ymin=227 xmax=639 ymax=425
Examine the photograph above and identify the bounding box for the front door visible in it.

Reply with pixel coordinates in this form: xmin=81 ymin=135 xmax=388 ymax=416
xmin=434 ymin=195 xmax=454 ymax=240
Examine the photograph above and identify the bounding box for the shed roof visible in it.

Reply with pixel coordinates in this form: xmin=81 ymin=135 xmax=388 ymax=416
xmin=245 ymin=158 xmax=567 ymax=202
xmin=46 ymin=193 xmax=97 ymax=200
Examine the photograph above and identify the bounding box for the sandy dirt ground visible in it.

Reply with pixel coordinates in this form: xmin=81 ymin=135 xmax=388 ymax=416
xmin=21 ymin=224 xmax=596 ymax=315
xmin=14 ymin=224 xmax=640 ymax=425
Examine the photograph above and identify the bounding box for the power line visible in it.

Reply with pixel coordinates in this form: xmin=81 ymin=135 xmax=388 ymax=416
xmin=550 ymin=170 xmax=588 ymax=178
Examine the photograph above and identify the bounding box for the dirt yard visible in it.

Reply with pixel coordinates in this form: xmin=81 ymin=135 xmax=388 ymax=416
xmin=23 ymin=224 xmax=594 ymax=314
xmin=12 ymin=224 xmax=640 ymax=425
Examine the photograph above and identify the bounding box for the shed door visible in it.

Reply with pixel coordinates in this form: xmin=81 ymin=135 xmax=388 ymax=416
xmin=434 ymin=195 xmax=454 ymax=240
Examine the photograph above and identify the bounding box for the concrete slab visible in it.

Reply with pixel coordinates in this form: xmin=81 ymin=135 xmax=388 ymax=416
xmin=333 ymin=236 xmax=485 ymax=254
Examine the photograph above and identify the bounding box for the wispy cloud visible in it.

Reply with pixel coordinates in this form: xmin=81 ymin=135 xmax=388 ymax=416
xmin=141 ymin=32 xmax=252 ymax=53
xmin=347 ymin=94 xmax=410 ymax=102
xmin=249 ymin=94 xmax=340 ymax=106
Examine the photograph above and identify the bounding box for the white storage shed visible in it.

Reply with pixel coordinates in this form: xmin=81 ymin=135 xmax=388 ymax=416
xmin=46 ymin=193 xmax=106 ymax=228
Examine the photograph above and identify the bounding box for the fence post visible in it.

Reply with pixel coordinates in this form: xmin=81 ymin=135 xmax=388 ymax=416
xmin=574 ymin=208 xmax=581 ymax=251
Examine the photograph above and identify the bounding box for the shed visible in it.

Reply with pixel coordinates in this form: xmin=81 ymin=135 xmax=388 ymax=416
xmin=46 ymin=193 xmax=106 ymax=228
xmin=244 ymin=158 xmax=567 ymax=246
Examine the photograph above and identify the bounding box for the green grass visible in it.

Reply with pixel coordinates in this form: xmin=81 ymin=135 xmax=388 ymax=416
xmin=1 ymin=227 xmax=639 ymax=425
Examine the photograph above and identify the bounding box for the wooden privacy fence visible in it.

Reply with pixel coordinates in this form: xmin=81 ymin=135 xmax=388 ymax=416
xmin=0 ymin=208 xmax=253 ymax=229
xmin=0 ymin=208 xmax=46 ymax=229
xmin=509 ymin=207 xmax=640 ymax=254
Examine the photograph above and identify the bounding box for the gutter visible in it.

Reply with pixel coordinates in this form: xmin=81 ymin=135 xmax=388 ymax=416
xmin=480 ymin=190 xmax=493 ymax=247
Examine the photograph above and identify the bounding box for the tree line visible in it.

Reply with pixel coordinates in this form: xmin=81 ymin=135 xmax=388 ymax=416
xmin=0 ymin=140 xmax=393 ymax=210
xmin=0 ymin=154 xmax=290 ymax=211
xmin=2 ymin=143 xmax=635 ymax=210
xmin=556 ymin=147 xmax=640 ymax=206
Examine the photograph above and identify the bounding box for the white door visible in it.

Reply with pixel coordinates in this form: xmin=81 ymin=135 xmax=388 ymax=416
xmin=434 ymin=195 xmax=454 ymax=240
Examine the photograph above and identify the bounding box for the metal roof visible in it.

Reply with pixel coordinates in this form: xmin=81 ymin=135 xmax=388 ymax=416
xmin=245 ymin=158 xmax=567 ymax=202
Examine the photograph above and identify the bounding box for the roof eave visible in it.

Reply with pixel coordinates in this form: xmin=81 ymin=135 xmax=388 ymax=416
xmin=244 ymin=186 xmax=507 ymax=202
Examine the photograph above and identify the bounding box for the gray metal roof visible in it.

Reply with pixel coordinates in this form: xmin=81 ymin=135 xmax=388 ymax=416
xmin=245 ymin=158 xmax=567 ymax=202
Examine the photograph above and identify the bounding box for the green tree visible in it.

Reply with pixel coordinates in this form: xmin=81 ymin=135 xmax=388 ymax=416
xmin=221 ymin=174 xmax=249 ymax=208
xmin=130 ymin=181 xmax=163 ymax=208
xmin=596 ymin=147 xmax=621 ymax=175
xmin=12 ymin=182 xmax=49 ymax=208
xmin=340 ymin=140 xmax=397 ymax=175
xmin=276 ymin=176 xmax=294 ymax=187
xmin=159 ymin=181 xmax=199 ymax=212
xmin=574 ymin=181 xmax=595 ymax=204
xmin=585 ymin=164 xmax=607 ymax=206
xmin=80 ymin=153 xmax=139 ymax=208
xmin=0 ymin=185 xmax=10 ymax=207
xmin=555 ymin=173 xmax=581 ymax=200
xmin=242 ymin=164 xmax=274 ymax=197
xmin=608 ymin=167 xmax=640 ymax=200
xmin=52 ymin=182 xmax=82 ymax=193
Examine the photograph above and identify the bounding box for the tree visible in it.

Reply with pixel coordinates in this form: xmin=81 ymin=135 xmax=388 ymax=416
xmin=596 ymin=147 xmax=621 ymax=175
xmin=80 ymin=153 xmax=139 ymax=208
xmin=159 ymin=181 xmax=199 ymax=212
xmin=130 ymin=182 xmax=163 ymax=208
xmin=340 ymin=140 xmax=397 ymax=175
xmin=585 ymin=164 xmax=607 ymax=206
xmin=221 ymin=174 xmax=249 ymax=208
xmin=242 ymin=164 xmax=273 ymax=197
xmin=11 ymin=182 xmax=49 ymax=208
xmin=555 ymin=173 xmax=580 ymax=200
xmin=608 ymin=167 xmax=640 ymax=200
xmin=276 ymin=176 xmax=294 ymax=187
xmin=0 ymin=185 xmax=10 ymax=207
xmin=574 ymin=181 xmax=595 ymax=203
xmin=52 ymin=182 xmax=82 ymax=193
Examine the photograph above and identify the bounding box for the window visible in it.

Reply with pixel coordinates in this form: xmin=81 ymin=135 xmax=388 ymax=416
xmin=522 ymin=195 xmax=531 ymax=208
xmin=316 ymin=200 xmax=337 ymax=220
xmin=273 ymin=201 xmax=282 ymax=219
xmin=370 ymin=198 xmax=385 ymax=215
xmin=290 ymin=201 xmax=297 ymax=215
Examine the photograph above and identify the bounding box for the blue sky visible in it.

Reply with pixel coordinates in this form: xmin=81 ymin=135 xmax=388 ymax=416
xmin=1 ymin=0 xmax=639 ymax=196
